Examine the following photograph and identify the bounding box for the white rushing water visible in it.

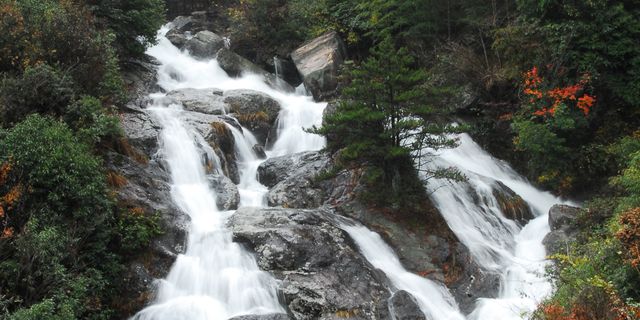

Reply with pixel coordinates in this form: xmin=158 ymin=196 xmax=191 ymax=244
xmin=422 ymin=133 xmax=575 ymax=320
xmin=341 ymin=222 xmax=466 ymax=320
xmin=133 ymin=24 xmax=569 ymax=320
xmin=133 ymin=26 xmax=326 ymax=319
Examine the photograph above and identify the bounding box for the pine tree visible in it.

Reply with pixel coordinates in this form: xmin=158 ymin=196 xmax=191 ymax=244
xmin=317 ymin=36 xmax=459 ymax=182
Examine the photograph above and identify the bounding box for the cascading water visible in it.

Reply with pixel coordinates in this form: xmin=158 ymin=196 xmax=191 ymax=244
xmin=421 ymin=133 xmax=576 ymax=319
xmin=133 ymin=26 xmax=327 ymax=319
xmin=133 ymin=23 xmax=566 ymax=320
xmin=340 ymin=221 xmax=466 ymax=320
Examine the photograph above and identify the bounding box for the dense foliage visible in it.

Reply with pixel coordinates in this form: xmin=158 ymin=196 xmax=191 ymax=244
xmin=0 ymin=0 xmax=165 ymax=318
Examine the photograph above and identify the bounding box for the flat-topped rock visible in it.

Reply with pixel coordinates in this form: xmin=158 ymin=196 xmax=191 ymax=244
xmin=166 ymin=88 xmax=227 ymax=115
xmin=224 ymin=89 xmax=281 ymax=145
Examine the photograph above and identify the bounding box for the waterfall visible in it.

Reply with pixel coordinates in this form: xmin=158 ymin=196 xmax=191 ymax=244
xmin=422 ymin=133 xmax=576 ymax=319
xmin=132 ymin=26 xmax=327 ymax=319
xmin=273 ymin=56 xmax=281 ymax=79
xmin=133 ymin=24 xmax=565 ymax=320
xmin=340 ymin=221 xmax=466 ymax=320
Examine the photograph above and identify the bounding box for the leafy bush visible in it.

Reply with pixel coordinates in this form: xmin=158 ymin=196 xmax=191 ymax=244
xmin=0 ymin=0 xmax=125 ymax=99
xmin=0 ymin=64 xmax=76 ymax=127
xmin=0 ymin=115 xmax=115 ymax=316
xmin=115 ymin=207 xmax=162 ymax=253
xmin=86 ymin=0 xmax=166 ymax=58
xmin=64 ymin=95 xmax=122 ymax=145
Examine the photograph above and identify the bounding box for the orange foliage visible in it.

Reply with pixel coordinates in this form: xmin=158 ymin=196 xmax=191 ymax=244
xmin=1 ymin=227 xmax=14 ymax=239
xmin=0 ymin=161 xmax=12 ymax=185
xmin=522 ymin=67 xmax=596 ymax=117
xmin=129 ymin=207 xmax=145 ymax=216
xmin=615 ymin=207 xmax=640 ymax=268
xmin=541 ymin=303 xmax=567 ymax=320
xmin=2 ymin=184 xmax=22 ymax=210
xmin=107 ymin=171 xmax=128 ymax=188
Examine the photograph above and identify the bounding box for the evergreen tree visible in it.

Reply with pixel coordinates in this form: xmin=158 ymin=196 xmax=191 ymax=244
xmin=317 ymin=36 xmax=459 ymax=183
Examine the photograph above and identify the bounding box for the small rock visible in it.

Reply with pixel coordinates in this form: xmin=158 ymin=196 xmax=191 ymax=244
xmin=253 ymin=144 xmax=267 ymax=159
xmin=543 ymin=204 xmax=581 ymax=255
xmin=208 ymin=174 xmax=240 ymax=210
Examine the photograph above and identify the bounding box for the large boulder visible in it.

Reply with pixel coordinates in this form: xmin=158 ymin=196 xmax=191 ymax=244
xmin=291 ymin=31 xmax=347 ymax=101
xmin=258 ymin=152 xmax=331 ymax=209
xmin=169 ymin=15 xmax=198 ymax=33
xmin=216 ymin=48 xmax=294 ymax=92
xmin=224 ymin=89 xmax=281 ymax=145
xmin=208 ymin=174 xmax=240 ymax=210
xmin=184 ymin=30 xmax=225 ymax=59
xmin=166 ymin=28 xmax=188 ymax=48
xmin=166 ymin=88 xmax=227 ymax=115
xmin=228 ymin=207 xmax=391 ymax=320
xmin=543 ymin=205 xmax=580 ymax=255
xmin=257 ymin=151 xmax=325 ymax=188
xmin=548 ymin=204 xmax=580 ymax=231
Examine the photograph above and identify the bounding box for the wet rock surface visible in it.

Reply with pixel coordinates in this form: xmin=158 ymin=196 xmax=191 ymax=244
xmin=105 ymin=149 xmax=188 ymax=316
xmin=228 ymin=207 xmax=391 ymax=320
xmin=208 ymin=173 xmax=240 ymax=210
xmin=224 ymin=89 xmax=281 ymax=145
xmin=492 ymin=181 xmax=534 ymax=224
xmin=388 ymin=291 xmax=427 ymax=320
xmin=184 ymin=30 xmax=225 ymax=59
xmin=167 ymin=88 xmax=227 ymax=115
xmin=120 ymin=107 xmax=163 ymax=156
xmin=258 ymin=152 xmax=331 ymax=208
xmin=217 ymin=48 xmax=294 ymax=93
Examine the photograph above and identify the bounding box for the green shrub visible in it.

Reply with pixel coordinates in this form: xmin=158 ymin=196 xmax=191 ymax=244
xmin=115 ymin=207 xmax=163 ymax=253
xmin=0 ymin=0 xmax=125 ymax=100
xmin=0 ymin=64 xmax=76 ymax=127
xmin=64 ymin=95 xmax=123 ymax=145
xmin=0 ymin=115 xmax=115 ymax=315
xmin=87 ymin=0 xmax=166 ymax=58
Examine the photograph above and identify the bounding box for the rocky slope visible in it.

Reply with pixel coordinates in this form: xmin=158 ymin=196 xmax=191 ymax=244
xmin=115 ymin=11 xmax=541 ymax=319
